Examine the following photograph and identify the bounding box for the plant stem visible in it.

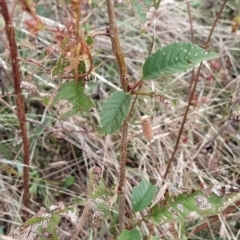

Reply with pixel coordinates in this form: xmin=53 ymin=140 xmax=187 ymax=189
xmin=0 ymin=1 xmax=30 ymax=208
xmin=131 ymin=91 xmax=153 ymax=97
xmin=163 ymin=0 xmax=229 ymax=179
xmin=186 ymin=0 xmax=196 ymax=101
xmin=106 ymin=0 xmax=129 ymax=92
xmin=106 ymin=0 xmax=130 ymax=232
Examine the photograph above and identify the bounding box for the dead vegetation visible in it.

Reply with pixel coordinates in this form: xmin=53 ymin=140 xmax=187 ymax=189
xmin=0 ymin=0 xmax=240 ymax=239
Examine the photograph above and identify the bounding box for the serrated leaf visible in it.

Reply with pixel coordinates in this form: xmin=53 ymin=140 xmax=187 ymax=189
xmin=143 ymin=41 xmax=218 ymax=79
xmin=131 ymin=178 xmax=157 ymax=212
xmin=100 ymin=91 xmax=131 ymax=134
xmin=118 ymin=229 xmax=142 ymax=240
xmin=149 ymin=185 xmax=240 ymax=225
xmin=52 ymin=81 xmax=94 ymax=120
xmin=130 ymin=0 xmax=161 ymax=30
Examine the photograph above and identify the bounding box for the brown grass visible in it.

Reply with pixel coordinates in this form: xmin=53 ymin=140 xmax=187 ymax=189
xmin=0 ymin=0 xmax=240 ymax=239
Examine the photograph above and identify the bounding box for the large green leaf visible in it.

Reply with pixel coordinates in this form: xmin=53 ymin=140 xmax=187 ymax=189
xmin=50 ymin=81 xmax=94 ymax=120
xmin=131 ymin=178 xmax=158 ymax=212
xmin=118 ymin=229 xmax=142 ymax=240
xmin=143 ymin=41 xmax=218 ymax=79
xmin=130 ymin=0 xmax=162 ymax=30
xmin=150 ymin=185 xmax=240 ymax=225
xmin=100 ymin=91 xmax=131 ymax=134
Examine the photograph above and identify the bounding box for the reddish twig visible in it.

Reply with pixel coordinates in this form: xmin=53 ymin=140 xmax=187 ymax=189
xmin=186 ymin=0 xmax=196 ymax=100
xmin=0 ymin=1 xmax=30 ymax=208
xmin=106 ymin=0 xmax=130 ymax=232
xmin=106 ymin=0 xmax=129 ymax=92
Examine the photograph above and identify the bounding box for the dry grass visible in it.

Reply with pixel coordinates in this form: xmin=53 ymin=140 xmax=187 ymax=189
xmin=0 ymin=0 xmax=240 ymax=239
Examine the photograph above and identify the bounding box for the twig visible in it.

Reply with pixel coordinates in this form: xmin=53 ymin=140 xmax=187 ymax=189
xmin=0 ymin=1 xmax=30 ymax=208
xmin=118 ymin=119 xmax=129 ymax=231
xmin=186 ymin=0 xmax=194 ymax=44
xmin=106 ymin=0 xmax=129 ymax=92
xmin=70 ymin=204 xmax=90 ymax=240
xmin=163 ymin=0 xmax=229 ymax=179
xmin=106 ymin=0 xmax=130 ymax=232
xmin=186 ymin=0 xmax=195 ymax=100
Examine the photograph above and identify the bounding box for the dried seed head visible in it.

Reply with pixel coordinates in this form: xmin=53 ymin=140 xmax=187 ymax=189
xmin=54 ymin=99 xmax=73 ymax=116
xmin=141 ymin=115 xmax=153 ymax=141
xmin=21 ymin=81 xmax=40 ymax=97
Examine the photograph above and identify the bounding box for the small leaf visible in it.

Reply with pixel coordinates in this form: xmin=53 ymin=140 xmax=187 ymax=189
xmin=100 ymin=91 xmax=131 ymax=134
xmin=143 ymin=41 xmax=218 ymax=79
xmin=52 ymin=81 xmax=94 ymax=119
xmin=86 ymin=36 xmax=94 ymax=45
xmin=118 ymin=229 xmax=142 ymax=240
xmin=46 ymin=214 xmax=60 ymax=234
xmin=64 ymin=176 xmax=75 ymax=188
xmin=51 ymin=55 xmax=70 ymax=77
xmin=131 ymin=178 xmax=157 ymax=212
xmin=42 ymin=96 xmax=50 ymax=105
xmin=51 ymin=55 xmax=87 ymax=77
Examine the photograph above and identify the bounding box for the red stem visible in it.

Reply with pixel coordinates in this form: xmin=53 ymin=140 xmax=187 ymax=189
xmin=0 ymin=1 xmax=30 ymax=208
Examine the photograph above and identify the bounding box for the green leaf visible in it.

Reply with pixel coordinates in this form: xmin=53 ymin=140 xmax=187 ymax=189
xmin=22 ymin=216 xmax=45 ymax=228
xmin=143 ymin=41 xmax=218 ymax=79
xmin=46 ymin=214 xmax=60 ymax=235
xmin=131 ymin=178 xmax=157 ymax=212
xmin=52 ymin=81 xmax=94 ymax=120
xmin=100 ymin=91 xmax=131 ymax=134
xmin=51 ymin=55 xmax=70 ymax=77
xmin=118 ymin=229 xmax=142 ymax=240
xmin=130 ymin=0 xmax=162 ymax=30
xmin=86 ymin=36 xmax=94 ymax=45
xmin=51 ymin=55 xmax=87 ymax=77
xmin=149 ymin=185 xmax=240 ymax=225
xmin=64 ymin=176 xmax=75 ymax=188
